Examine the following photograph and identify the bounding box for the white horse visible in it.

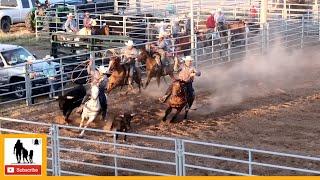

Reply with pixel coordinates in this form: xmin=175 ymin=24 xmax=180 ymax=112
xmin=79 ymin=85 xmax=101 ymax=137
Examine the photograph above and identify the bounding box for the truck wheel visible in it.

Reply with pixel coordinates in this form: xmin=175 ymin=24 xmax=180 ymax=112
xmin=1 ymin=17 xmax=11 ymax=33
xmin=11 ymin=81 xmax=26 ymax=99
xmin=25 ymin=11 xmax=35 ymax=32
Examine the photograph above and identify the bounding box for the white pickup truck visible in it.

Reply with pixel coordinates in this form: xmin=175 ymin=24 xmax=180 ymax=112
xmin=0 ymin=0 xmax=35 ymax=32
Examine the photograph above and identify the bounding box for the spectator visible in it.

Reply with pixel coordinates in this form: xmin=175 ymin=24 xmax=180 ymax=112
xmin=206 ymin=10 xmax=216 ymax=30
xmin=64 ymin=13 xmax=77 ymax=33
xmin=42 ymin=55 xmax=58 ymax=99
xmin=249 ymin=5 xmax=258 ymax=21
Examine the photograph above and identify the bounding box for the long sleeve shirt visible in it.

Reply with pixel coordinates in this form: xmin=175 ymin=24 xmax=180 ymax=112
xmin=42 ymin=62 xmax=56 ymax=78
xmin=64 ymin=19 xmax=77 ymax=32
xmin=176 ymin=64 xmax=201 ymax=83
xmin=214 ymin=13 xmax=226 ymax=24
xmin=206 ymin=15 xmax=216 ymax=29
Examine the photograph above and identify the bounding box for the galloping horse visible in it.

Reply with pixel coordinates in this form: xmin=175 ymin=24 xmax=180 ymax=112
xmin=162 ymin=80 xmax=195 ymax=123
xmin=107 ymin=56 xmax=142 ymax=94
xmin=79 ymin=85 xmax=101 ymax=137
xmin=137 ymin=47 xmax=175 ymax=88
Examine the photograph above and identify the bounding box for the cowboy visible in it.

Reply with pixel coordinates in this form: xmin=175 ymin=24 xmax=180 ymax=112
xmin=214 ymin=8 xmax=227 ymax=31
xmin=121 ymin=40 xmax=140 ymax=85
xmin=42 ymin=55 xmax=58 ymax=99
xmin=77 ymin=59 xmax=109 ymax=121
xmin=184 ymin=12 xmax=192 ymax=35
xmin=171 ymin=19 xmax=180 ymax=38
xmin=249 ymin=5 xmax=258 ymax=21
xmin=83 ymin=12 xmax=92 ymax=29
xmin=156 ymin=21 xmax=167 ymax=34
xmin=64 ymin=13 xmax=77 ymax=33
xmin=153 ymin=32 xmax=170 ymax=68
xmin=206 ymin=10 xmax=216 ymax=31
xmin=159 ymin=56 xmax=201 ymax=103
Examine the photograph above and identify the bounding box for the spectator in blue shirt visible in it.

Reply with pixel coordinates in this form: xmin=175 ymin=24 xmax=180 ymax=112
xmin=42 ymin=55 xmax=58 ymax=99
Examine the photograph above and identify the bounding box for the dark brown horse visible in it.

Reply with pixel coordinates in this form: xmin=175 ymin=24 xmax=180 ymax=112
xmin=107 ymin=56 xmax=142 ymax=94
xmin=92 ymin=25 xmax=110 ymax=35
xmin=137 ymin=47 xmax=175 ymax=88
xmin=162 ymin=80 xmax=195 ymax=123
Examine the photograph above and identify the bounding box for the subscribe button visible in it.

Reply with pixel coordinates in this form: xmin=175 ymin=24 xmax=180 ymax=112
xmin=5 ymin=165 xmax=42 ymax=176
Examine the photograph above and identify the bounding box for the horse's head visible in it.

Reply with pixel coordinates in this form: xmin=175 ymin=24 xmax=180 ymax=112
xmin=103 ymin=25 xmax=110 ymax=35
xmin=136 ymin=48 xmax=148 ymax=62
xmin=108 ymin=56 xmax=121 ymax=72
xmin=172 ymin=80 xmax=185 ymax=96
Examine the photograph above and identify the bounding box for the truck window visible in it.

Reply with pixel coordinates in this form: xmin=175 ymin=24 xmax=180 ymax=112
xmin=0 ymin=0 xmax=18 ymax=7
xmin=21 ymin=0 xmax=30 ymax=8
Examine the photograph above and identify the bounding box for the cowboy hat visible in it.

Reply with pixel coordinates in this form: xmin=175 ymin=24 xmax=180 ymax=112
xmin=125 ymin=40 xmax=134 ymax=46
xmin=67 ymin=13 xmax=74 ymax=17
xmin=90 ymin=19 xmax=97 ymax=26
xmin=182 ymin=56 xmax=193 ymax=62
xmin=97 ymin=65 xmax=109 ymax=74
xmin=44 ymin=55 xmax=54 ymax=60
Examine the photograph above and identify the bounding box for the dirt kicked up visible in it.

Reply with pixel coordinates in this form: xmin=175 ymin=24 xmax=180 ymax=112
xmin=0 ymin=41 xmax=320 ymax=175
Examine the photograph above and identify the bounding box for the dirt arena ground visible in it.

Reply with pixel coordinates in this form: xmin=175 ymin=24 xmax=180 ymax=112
xmin=1 ymin=25 xmax=320 ymax=175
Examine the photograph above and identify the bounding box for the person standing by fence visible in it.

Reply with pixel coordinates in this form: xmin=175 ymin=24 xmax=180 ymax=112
xmin=249 ymin=5 xmax=258 ymax=22
xmin=42 ymin=55 xmax=58 ymax=99
xmin=206 ymin=10 xmax=216 ymax=39
xmin=64 ymin=13 xmax=77 ymax=33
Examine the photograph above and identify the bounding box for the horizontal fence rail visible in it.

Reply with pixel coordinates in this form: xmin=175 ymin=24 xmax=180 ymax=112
xmin=0 ymin=117 xmax=320 ymax=176
xmin=1 ymin=16 xmax=320 ymax=106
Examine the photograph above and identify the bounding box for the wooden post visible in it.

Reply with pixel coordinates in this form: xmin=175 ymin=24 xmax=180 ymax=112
xmin=260 ymin=0 xmax=268 ymax=26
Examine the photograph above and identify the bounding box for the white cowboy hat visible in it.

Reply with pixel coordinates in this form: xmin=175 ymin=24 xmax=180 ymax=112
xmin=44 ymin=55 xmax=54 ymax=60
xmin=67 ymin=13 xmax=74 ymax=17
xmin=90 ymin=19 xmax=97 ymax=26
xmin=125 ymin=40 xmax=134 ymax=46
xmin=183 ymin=56 xmax=193 ymax=62
xmin=97 ymin=65 xmax=109 ymax=74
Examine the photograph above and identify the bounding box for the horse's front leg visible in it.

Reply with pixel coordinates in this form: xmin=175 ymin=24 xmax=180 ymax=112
xmin=144 ymin=71 xmax=153 ymax=89
xmin=162 ymin=107 xmax=172 ymax=122
xmin=79 ymin=115 xmax=96 ymax=137
xmin=171 ymin=107 xmax=183 ymax=123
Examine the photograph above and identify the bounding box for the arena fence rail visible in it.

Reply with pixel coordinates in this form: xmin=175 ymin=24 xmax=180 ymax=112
xmin=0 ymin=117 xmax=320 ymax=176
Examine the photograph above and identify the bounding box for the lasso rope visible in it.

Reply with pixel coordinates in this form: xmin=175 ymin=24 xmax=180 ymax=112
xmin=71 ymin=60 xmax=90 ymax=83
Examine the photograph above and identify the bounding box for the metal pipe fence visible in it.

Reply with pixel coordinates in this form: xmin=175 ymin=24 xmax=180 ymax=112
xmin=0 ymin=117 xmax=320 ymax=176
xmin=1 ymin=16 xmax=320 ymax=106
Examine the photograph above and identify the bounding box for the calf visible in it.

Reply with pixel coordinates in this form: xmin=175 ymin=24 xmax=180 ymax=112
xmin=56 ymin=85 xmax=86 ymax=123
xmin=110 ymin=113 xmax=135 ymax=141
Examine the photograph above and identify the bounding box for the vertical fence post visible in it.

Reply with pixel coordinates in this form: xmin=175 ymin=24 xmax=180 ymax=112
xmin=266 ymin=22 xmax=270 ymax=49
xmin=123 ymin=16 xmax=127 ymax=36
xmin=35 ymin=10 xmax=38 ymax=39
xmin=301 ymin=16 xmax=304 ymax=48
xmin=245 ymin=24 xmax=249 ymax=53
xmin=194 ymin=34 xmax=198 ymax=69
xmin=50 ymin=124 xmax=60 ymax=176
xmin=211 ymin=33 xmax=215 ymax=61
xmin=175 ymin=139 xmax=185 ymax=176
xmin=90 ymin=51 xmax=96 ymax=70
xmin=113 ymin=133 xmax=118 ymax=176
xmin=59 ymin=58 xmax=64 ymax=96
xmin=285 ymin=20 xmax=288 ymax=47
xmin=227 ymin=30 xmax=231 ymax=62
xmin=260 ymin=23 xmax=265 ymax=54
xmin=55 ymin=11 xmax=58 ymax=33
xmin=248 ymin=150 xmax=252 ymax=175
xmin=25 ymin=64 xmax=32 ymax=106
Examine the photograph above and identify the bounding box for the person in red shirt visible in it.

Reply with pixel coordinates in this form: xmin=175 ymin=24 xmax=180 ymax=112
xmin=206 ymin=10 xmax=216 ymax=30
xmin=249 ymin=5 xmax=258 ymax=21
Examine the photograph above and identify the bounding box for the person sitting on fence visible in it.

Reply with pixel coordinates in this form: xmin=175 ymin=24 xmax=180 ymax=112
xmin=172 ymin=18 xmax=181 ymax=38
xmin=205 ymin=10 xmax=216 ymax=39
xmin=83 ymin=12 xmax=92 ymax=29
xmin=249 ymin=5 xmax=258 ymax=22
xmin=184 ymin=12 xmax=192 ymax=35
xmin=155 ymin=21 xmax=167 ymax=34
xmin=64 ymin=13 xmax=77 ymax=33
xmin=121 ymin=40 xmax=141 ymax=86
xmin=159 ymin=56 xmax=201 ymax=103
xmin=77 ymin=59 xmax=108 ymax=121
xmin=214 ymin=8 xmax=227 ymax=32
xmin=42 ymin=55 xmax=58 ymax=99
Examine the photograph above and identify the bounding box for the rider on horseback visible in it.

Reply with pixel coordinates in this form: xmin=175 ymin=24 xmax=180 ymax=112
xmin=159 ymin=56 xmax=201 ymax=103
xmin=121 ymin=40 xmax=141 ymax=86
xmin=152 ymin=32 xmax=170 ymax=70
xmin=77 ymin=59 xmax=109 ymax=121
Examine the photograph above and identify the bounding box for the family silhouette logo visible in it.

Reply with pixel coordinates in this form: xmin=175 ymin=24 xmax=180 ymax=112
xmin=2 ymin=134 xmax=47 ymax=176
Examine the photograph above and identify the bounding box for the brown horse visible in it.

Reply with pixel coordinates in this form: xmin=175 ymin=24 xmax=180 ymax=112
xmin=138 ymin=47 xmax=175 ymax=88
xmin=107 ymin=56 xmax=142 ymax=94
xmin=92 ymin=25 xmax=110 ymax=35
xmin=162 ymin=80 xmax=195 ymax=123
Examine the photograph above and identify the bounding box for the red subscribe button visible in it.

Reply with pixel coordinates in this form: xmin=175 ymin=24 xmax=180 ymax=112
xmin=5 ymin=165 xmax=41 ymax=175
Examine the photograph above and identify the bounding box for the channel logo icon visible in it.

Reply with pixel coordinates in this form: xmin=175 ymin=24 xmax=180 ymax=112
xmin=3 ymin=136 xmax=46 ymax=176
